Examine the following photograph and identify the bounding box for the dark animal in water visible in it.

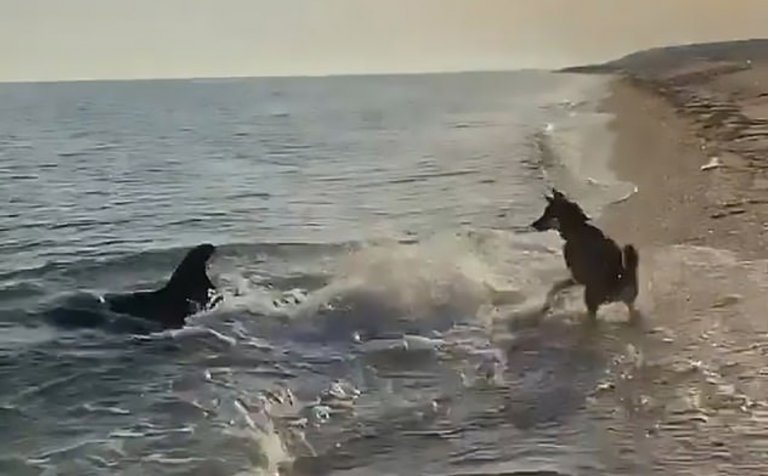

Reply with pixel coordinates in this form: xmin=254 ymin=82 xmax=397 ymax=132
xmin=105 ymin=243 xmax=222 ymax=328
xmin=530 ymin=189 xmax=639 ymax=321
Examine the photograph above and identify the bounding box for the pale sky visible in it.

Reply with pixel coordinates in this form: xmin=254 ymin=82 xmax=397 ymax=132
xmin=2 ymin=0 xmax=768 ymax=82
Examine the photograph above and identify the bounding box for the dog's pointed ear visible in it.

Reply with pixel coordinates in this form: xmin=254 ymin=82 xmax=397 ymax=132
xmin=551 ymin=188 xmax=565 ymax=200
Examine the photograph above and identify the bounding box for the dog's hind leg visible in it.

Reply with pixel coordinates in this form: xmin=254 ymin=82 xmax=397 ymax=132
xmin=620 ymin=244 xmax=641 ymax=323
xmin=625 ymin=300 xmax=642 ymax=325
xmin=584 ymin=286 xmax=602 ymax=323
xmin=541 ymin=277 xmax=577 ymax=313
xmin=619 ymin=281 xmax=640 ymax=323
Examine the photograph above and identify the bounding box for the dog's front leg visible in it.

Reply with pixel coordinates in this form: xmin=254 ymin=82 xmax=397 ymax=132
xmin=541 ymin=277 xmax=577 ymax=313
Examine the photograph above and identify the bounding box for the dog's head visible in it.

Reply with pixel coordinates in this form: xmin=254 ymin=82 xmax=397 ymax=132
xmin=531 ymin=188 xmax=591 ymax=232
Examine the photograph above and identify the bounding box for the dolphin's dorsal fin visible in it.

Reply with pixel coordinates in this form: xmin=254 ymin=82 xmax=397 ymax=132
xmin=164 ymin=243 xmax=217 ymax=302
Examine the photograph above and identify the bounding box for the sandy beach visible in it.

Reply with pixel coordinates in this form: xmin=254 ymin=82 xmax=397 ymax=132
xmin=599 ymin=40 xmax=768 ymax=257
xmin=581 ymin=40 xmax=768 ymax=474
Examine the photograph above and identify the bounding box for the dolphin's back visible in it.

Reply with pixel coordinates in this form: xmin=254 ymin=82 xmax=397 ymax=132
xmin=106 ymin=289 xmax=189 ymax=329
xmin=105 ymin=243 xmax=220 ymax=328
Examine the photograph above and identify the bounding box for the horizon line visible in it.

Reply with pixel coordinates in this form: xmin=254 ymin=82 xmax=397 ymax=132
xmin=0 ymin=66 xmax=561 ymax=86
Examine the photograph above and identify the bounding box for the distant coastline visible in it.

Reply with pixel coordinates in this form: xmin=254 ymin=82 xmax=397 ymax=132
xmin=559 ymin=38 xmax=768 ymax=75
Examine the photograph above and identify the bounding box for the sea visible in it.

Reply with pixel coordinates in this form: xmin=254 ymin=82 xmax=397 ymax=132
xmin=0 ymin=70 xmax=660 ymax=476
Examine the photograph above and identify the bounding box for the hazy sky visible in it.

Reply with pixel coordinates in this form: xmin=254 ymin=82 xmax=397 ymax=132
xmin=2 ymin=0 xmax=768 ymax=81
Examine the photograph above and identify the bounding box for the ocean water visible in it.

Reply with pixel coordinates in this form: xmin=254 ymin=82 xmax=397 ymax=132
xmin=0 ymin=71 xmax=648 ymax=476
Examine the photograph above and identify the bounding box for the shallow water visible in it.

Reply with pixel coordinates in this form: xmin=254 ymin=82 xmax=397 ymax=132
xmin=0 ymin=70 xmax=705 ymax=476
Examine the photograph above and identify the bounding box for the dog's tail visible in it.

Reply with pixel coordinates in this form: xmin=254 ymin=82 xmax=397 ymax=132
xmin=621 ymin=244 xmax=639 ymax=280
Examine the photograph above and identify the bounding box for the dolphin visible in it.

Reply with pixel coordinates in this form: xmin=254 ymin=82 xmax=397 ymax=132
xmin=104 ymin=243 xmax=222 ymax=329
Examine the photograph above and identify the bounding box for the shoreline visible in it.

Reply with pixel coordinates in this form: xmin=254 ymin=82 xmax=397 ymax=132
xmin=579 ymin=40 xmax=768 ymax=474
xmin=599 ymin=77 xmax=717 ymax=251
xmin=593 ymin=42 xmax=768 ymax=259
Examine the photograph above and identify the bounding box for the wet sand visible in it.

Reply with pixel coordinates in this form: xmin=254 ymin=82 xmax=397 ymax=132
xmin=599 ymin=40 xmax=768 ymax=257
xmin=584 ymin=40 xmax=768 ymax=474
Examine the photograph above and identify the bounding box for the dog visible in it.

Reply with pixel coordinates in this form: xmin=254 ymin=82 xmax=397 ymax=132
xmin=530 ymin=188 xmax=639 ymax=321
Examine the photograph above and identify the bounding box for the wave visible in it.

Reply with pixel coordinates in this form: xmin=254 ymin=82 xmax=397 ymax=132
xmin=5 ymin=227 xmax=566 ymax=346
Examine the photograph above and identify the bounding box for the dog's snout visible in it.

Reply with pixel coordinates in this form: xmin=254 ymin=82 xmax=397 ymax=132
xmin=530 ymin=215 xmax=553 ymax=232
